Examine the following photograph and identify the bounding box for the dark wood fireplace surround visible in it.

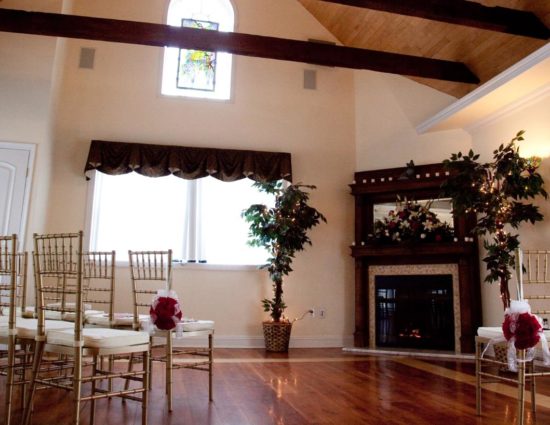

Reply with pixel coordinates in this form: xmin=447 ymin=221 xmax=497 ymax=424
xmin=350 ymin=163 xmax=482 ymax=353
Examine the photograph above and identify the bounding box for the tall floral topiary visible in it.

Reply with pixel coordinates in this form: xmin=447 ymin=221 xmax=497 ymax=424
xmin=442 ymin=131 xmax=547 ymax=309
xmin=242 ymin=181 xmax=326 ymax=322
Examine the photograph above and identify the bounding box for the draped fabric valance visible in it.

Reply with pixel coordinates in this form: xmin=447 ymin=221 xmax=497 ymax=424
xmin=84 ymin=140 xmax=292 ymax=182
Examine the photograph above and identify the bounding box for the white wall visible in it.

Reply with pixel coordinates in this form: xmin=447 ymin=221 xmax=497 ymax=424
xmin=36 ymin=0 xmax=356 ymax=346
xmin=354 ymin=70 xmax=471 ymax=170
xmin=0 ymin=0 xmax=64 ymax=249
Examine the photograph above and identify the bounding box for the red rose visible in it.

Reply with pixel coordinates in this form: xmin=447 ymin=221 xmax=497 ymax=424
xmin=502 ymin=313 xmax=541 ymax=350
xmin=514 ymin=313 xmax=541 ymax=350
xmin=150 ymin=296 xmax=183 ymax=330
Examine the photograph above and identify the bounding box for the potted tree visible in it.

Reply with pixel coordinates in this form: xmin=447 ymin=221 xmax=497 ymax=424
xmin=442 ymin=131 xmax=547 ymax=310
xmin=242 ymin=180 xmax=326 ymax=351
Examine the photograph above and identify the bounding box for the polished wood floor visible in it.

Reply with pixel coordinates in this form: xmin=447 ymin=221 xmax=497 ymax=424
xmin=2 ymin=348 xmax=550 ymax=424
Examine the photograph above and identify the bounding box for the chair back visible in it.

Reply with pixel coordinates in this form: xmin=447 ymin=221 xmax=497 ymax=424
xmin=0 ymin=234 xmax=18 ymax=330
xmin=522 ymin=250 xmax=550 ymax=324
xmin=33 ymin=232 xmax=84 ymax=340
xmin=128 ymin=250 xmax=172 ymax=330
xmin=15 ymin=252 xmax=29 ymax=315
xmin=83 ymin=251 xmax=116 ymax=324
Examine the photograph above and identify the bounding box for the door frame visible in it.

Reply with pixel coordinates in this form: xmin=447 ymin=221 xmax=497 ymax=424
xmin=0 ymin=141 xmax=36 ymax=248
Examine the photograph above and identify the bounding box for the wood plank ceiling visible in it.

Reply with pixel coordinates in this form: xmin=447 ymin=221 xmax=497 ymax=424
xmin=0 ymin=1 xmax=548 ymax=99
xmin=298 ymin=0 xmax=550 ymax=97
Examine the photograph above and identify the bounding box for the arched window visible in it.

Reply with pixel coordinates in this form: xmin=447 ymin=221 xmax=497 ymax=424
xmin=161 ymin=0 xmax=235 ymax=100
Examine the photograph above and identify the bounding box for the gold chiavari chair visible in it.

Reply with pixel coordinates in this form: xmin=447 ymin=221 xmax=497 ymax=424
xmin=0 ymin=251 xmax=29 ymax=320
xmin=2 ymin=239 xmax=79 ymax=424
xmin=128 ymin=250 xmax=214 ymax=412
xmin=476 ymin=249 xmax=550 ymax=425
xmin=23 ymin=232 xmax=151 ymax=425
xmin=0 ymin=234 xmax=19 ymax=425
xmin=83 ymin=251 xmax=150 ymax=329
xmin=523 ymin=250 xmax=550 ymax=324
xmin=81 ymin=251 xmax=116 ymax=326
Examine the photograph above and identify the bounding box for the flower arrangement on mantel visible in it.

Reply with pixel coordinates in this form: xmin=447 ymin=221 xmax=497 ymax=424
xmin=372 ymin=197 xmax=454 ymax=244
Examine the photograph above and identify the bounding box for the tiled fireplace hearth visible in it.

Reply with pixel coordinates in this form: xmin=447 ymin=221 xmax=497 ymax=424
xmin=350 ymin=163 xmax=482 ymax=354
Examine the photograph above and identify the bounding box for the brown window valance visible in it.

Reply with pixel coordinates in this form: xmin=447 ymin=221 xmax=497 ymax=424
xmin=84 ymin=140 xmax=292 ymax=182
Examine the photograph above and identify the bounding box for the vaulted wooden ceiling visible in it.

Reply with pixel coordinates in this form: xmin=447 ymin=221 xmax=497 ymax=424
xmin=298 ymin=0 xmax=550 ymax=97
xmin=0 ymin=1 xmax=548 ymax=99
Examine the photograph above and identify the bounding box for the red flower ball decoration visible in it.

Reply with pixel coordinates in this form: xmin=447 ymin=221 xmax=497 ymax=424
xmin=502 ymin=312 xmax=542 ymax=350
xmin=150 ymin=295 xmax=182 ymax=331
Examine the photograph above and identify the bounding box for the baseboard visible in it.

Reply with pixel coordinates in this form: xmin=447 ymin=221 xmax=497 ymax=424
xmin=169 ymin=334 xmax=354 ymax=348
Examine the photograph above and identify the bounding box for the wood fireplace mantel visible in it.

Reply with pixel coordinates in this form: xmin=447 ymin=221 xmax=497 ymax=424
xmin=350 ymin=163 xmax=482 ymax=353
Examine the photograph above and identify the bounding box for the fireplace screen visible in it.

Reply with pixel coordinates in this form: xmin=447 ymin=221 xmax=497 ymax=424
xmin=375 ymin=274 xmax=454 ymax=351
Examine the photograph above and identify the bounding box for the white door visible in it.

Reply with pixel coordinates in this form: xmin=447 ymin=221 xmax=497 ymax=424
xmin=0 ymin=144 xmax=33 ymax=242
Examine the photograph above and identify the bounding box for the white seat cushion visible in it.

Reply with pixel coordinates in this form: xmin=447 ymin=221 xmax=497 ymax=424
xmin=44 ymin=303 xmax=93 ymax=320
xmin=178 ymin=319 xmax=215 ymax=332
xmin=47 ymin=327 xmax=150 ymax=349
xmin=478 ymin=326 xmax=550 ymax=340
xmin=0 ymin=318 xmax=74 ymax=339
xmin=47 ymin=302 xmax=93 ymax=310
xmin=86 ymin=313 xmax=149 ymax=327
xmin=62 ymin=310 xmax=104 ymax=322
xmin=0 ymin=307 xmax=22 ymax=317
xmin=478 ymin=326 xmax=550 ymax=361
xmin=22 ymin=307 xmax=35 ymax=318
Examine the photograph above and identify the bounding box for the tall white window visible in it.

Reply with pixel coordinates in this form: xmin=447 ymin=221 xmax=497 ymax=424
xmin=161 ymin=0 xmax=234 ymax=100
xmin=89 ymin=172 xmax=274 ymax=265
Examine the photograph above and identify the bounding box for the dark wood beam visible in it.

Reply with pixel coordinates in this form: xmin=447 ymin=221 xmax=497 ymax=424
xmin=0 ymin=8 xmax=479 ymax=84
xmin=320 ymin=0 xmax=550 ymax=39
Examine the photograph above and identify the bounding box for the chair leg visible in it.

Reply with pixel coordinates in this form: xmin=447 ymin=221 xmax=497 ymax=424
xmin=21 ymin=341 xmax=32 ymax=410
xmin=475 ymin=339 xmax=481 ymax=415
xmin=209 ymin=333 xmax=213 ymax=402
xmin=142 ymin=347 xmax=150 ymax=425
xmin=517 ymin=350 xmax=526 ymax=425
xmin=3 ymin=334 xmax=16 ymax=425
xmin=167 ymin=331 xmax=173 ymax=412
xmin=530 ymin=361 xmax=536 ymax=420
xmin=73 ymin=347 xmax=83 ymax=425
xmin=109 ymin=354 xmax=114 ymax=393
xmin=22 ymin=340 xmax=45 ymax=425
xmin=91 ymin=355 xmax=98 ymax=425
xmin=124 ymin=352 xmax=135 ymax=400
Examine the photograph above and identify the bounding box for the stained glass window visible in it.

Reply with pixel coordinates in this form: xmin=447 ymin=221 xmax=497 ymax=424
xmin=177 ymin=19 xmax=219 ymax=92
xmin=162 ymin=0 xmax=234 ymax=100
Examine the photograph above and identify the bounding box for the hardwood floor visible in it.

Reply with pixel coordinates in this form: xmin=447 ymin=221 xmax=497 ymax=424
xmin=2 ymin=348 xmax=550 ymax=424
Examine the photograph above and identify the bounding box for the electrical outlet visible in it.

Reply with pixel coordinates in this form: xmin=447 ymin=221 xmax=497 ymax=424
xmin=318 ymin=307 xmax=326 ymax=319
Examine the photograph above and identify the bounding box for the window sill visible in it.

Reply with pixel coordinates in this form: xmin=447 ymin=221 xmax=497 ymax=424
xmin=116 ymin=261 xmax=263 ymax=272
xmin=176 ymin=262 xmax=263 ymax=271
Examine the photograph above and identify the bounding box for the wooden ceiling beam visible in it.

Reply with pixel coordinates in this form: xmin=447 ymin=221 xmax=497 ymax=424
xmin=320 ymin=0 xmax=550 ymax=39
xmin=0 ymin=8 xmax=479 ymax=84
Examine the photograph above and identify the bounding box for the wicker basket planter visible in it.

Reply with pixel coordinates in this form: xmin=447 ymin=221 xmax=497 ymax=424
xmin=263 ymin=321 xmax=292 ymax=352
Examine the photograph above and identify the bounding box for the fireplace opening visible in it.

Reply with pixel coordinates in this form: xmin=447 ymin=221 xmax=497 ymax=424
xmin=375 ymin=274 xmax=454 ymax=351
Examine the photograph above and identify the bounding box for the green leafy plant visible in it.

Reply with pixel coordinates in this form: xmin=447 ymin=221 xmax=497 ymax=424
xmin=242 ymin=181 xmax=326 ymax=322
xmin=442 ymin=131 xmax=547 ymax=309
